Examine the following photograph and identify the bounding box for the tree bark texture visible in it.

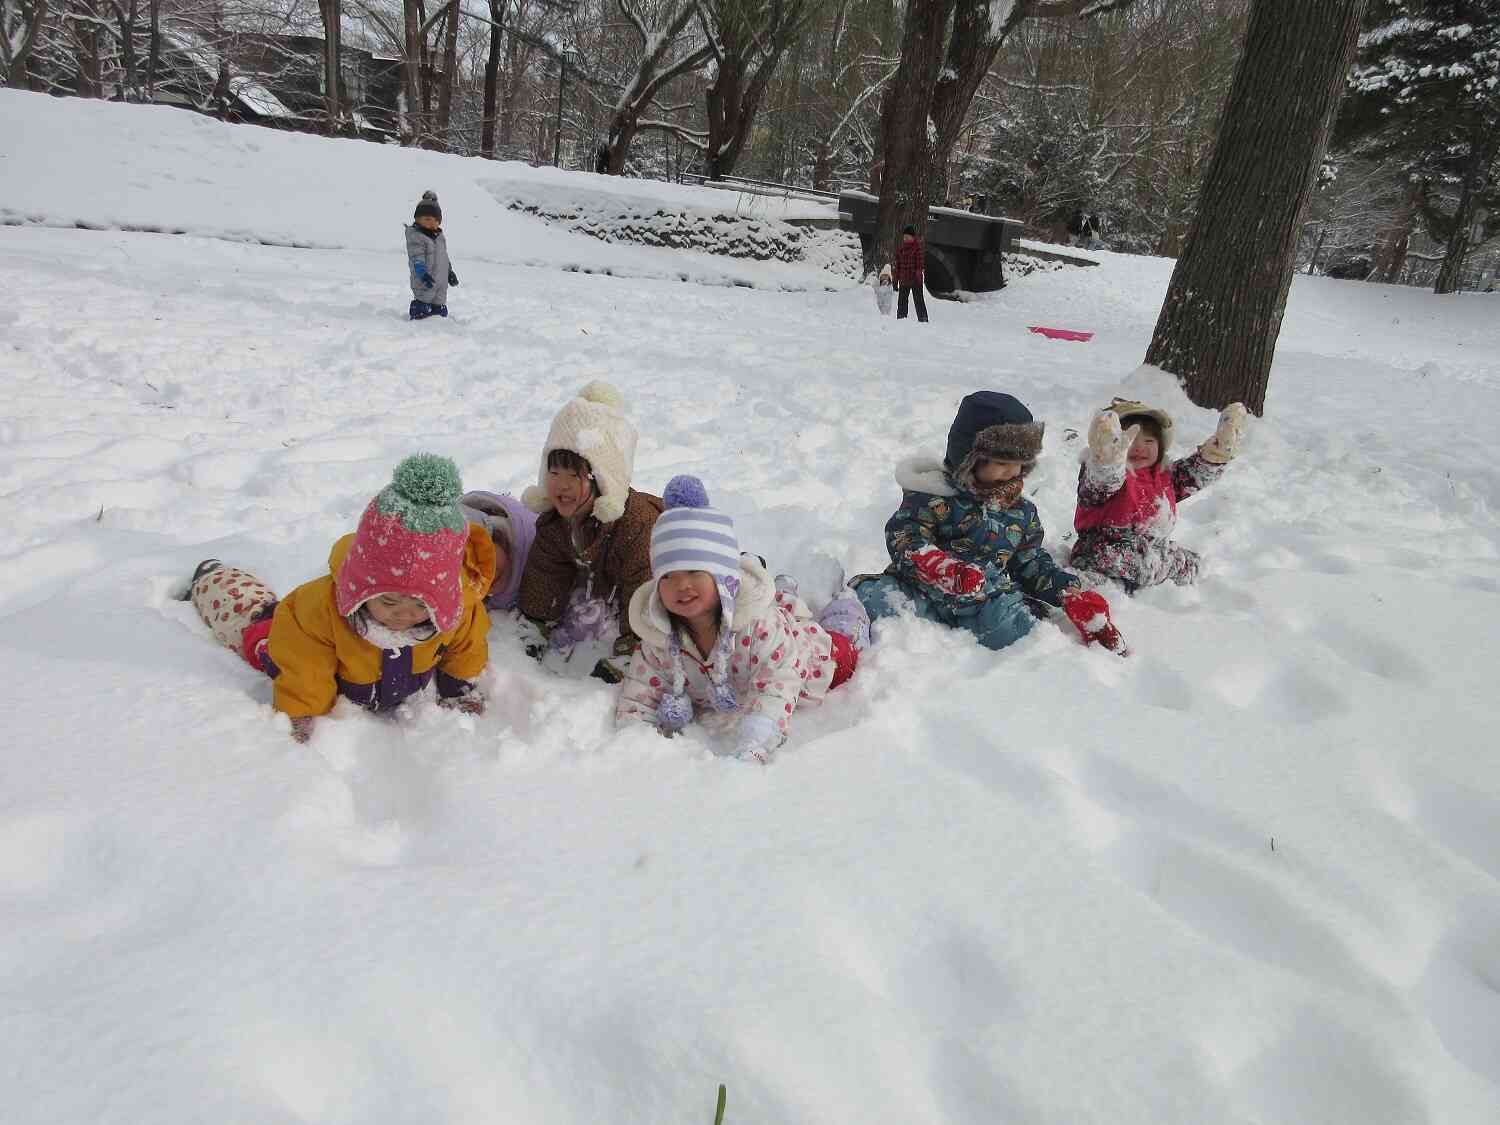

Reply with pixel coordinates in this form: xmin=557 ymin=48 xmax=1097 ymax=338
xmin=1434 ymin=128 xmax=1498 ymax=294
xmin=871 ymin=0 xmax=955 ymax=273
xmin=401 ymin=0 xmax=424 ymax=144
xmin=1143 ymin=0 xmax=1368 ymax=415
xmin=434 ymin=0 xmax=460 ymax=149
xmin=319 ymin=0 xmax=342 ymax=133
xmin=481 ymin=0 xmax=504 ymax=157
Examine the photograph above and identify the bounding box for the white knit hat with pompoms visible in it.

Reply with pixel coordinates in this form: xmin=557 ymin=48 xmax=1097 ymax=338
xmin=522 ymin=381 xmax=639 ymax=523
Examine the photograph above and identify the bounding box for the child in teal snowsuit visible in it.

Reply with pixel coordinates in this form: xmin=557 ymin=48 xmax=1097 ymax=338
xmin=856 ymin=391 xmax=1127 ymax=654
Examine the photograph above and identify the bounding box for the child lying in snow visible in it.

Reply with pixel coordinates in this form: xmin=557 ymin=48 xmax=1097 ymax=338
xmin=517 ymin=382 xmax=663 ymax=662
xmin=855 ymin=391 xmax=1127 ymax=654
xmin=459 ymin=489 xmax=538 ymax=612
xmin=615 ymin=476 xmax=871 ymax=762
xmin=185 ymin=454 xmax=494 ymax=742
xmin=1070 ymin=398 xmax=1247 ymax=591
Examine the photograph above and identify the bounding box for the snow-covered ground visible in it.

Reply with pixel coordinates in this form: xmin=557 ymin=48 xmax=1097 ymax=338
xmin=3 ymin=91 xmax=1500 ymax=1124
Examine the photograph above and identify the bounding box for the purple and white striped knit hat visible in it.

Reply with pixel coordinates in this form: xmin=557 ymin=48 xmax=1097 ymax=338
xmin=650 ymin=475 xmax=742 ymax=728
xmin=650 ymin=475 xmax=740 ymax=586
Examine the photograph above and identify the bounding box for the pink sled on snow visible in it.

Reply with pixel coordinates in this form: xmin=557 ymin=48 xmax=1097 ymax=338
xmin=1028 ymin=325 xmax=1094 ymax=342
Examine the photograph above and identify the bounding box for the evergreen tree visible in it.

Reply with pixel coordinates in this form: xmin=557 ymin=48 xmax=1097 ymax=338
xmin=1343 ymin=1 xmax=1500 ymax=291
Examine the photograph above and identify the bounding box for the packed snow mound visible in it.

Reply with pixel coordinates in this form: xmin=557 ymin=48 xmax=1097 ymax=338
xmin=4 ymin=90 xmax=1500 ymax=1125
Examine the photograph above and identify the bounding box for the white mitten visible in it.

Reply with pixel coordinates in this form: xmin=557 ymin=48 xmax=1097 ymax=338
xmin=1199 ymin=402 xmax=1248 ymax=464
xmin=734 ymin=714 xmax=780 ymax=763
xmin=1087 ymin=410 xmax=1140 ymax=468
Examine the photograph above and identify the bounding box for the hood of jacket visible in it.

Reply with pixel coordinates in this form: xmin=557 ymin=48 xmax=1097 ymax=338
xmin=627 ymin=552 xmax=774 ymax=650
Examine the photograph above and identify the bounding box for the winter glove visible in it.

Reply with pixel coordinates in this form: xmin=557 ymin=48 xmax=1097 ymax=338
xmin=439 ymin=690 xmax=485 ymax=716
xmin=1198 ymin=402 xmax=1248 ymax=464
xmin=412 ymin=261 xmax=434 ymax=288
xmin=1061 ymin=588 xmax=1128 ymax=656
xmin=735 ymin=713 xmax=780 ymax=763
xmin=1087 ymin=410 xmax=1141 ymax=468
xmin=590 ymin=658 xmax=625 ymax=685
xmin=447 ymin=268 xmax=459 ymax=287
xmin=289 ymin=715 xmax=315 ymax=744
xmin=909 ymin=545 xmax=986 ymax=597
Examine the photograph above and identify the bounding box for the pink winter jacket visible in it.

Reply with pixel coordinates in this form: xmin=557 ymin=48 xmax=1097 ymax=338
xmin=616 ymin=555 xmax=837 ymax=741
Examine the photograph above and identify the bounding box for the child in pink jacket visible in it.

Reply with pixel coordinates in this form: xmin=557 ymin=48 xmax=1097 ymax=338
xmin=615 ymin=476 xmax=869 ymax=762
xmin=1071 ymin=397 xmax=1247 ymax=590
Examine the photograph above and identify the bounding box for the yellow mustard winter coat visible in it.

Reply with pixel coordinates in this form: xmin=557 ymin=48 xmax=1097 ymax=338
xmin=266 ymin=525 xmax=495 ymax=718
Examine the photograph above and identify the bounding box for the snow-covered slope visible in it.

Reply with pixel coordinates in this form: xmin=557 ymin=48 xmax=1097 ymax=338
xmin=3 ymin=91 xmax=1500 ymax=1125
xmin=0 ymin=93 xmax=846 ymax=291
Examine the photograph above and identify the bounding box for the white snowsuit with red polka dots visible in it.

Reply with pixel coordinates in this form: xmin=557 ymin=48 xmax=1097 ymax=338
xmin=616 ymin=555 xmax=837 ymax=741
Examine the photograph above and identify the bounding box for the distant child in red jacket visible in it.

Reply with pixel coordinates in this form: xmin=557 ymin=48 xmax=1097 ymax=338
xmin=894 ymin=224 xmax=929 ymax=323
xmin=1071 ymin=397 xmax=1248 ymax=591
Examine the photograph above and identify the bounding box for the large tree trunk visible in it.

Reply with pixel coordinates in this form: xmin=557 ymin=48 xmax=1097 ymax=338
xmin=433 ymin=0 xmax=460 ymax=150
xmin=1143 ymin=0 xmax=1367 ymax=415
xmin=481 ymin=0 xmax=502 ymax=157
xmin=1434 ymin=130 xmax=1496 ymax=295
xmin=928 ymin=0 xmax=1001 ymax=205
xmin=145 ymin=0 xmax=159 ymax=99
xmin=2 ymin=0 xmax=50 ymax=87
xmin=1372 ymin=177 xmax=1422 ymax=283
xmin=871 ymin=0 xmax=956 ymax=273
xmin=401 ymin=0 xmax=424 ymax=145
xmin=319 ymin=0 xmax=342 ymax=133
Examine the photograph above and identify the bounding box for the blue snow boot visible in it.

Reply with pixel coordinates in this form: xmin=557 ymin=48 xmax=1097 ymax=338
xmin=409 ymin=300 xmax=434 ymax=320
xmin=433 ymin=304 xmax=449 ymax=318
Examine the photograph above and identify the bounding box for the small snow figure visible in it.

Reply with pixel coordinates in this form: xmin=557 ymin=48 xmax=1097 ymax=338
xmin=855 ymin=391 xmax=1127 ymax=655
xmin=873 ymin=264 xmax=894 ymax=316
xmin=1070 ymin=397 xmax=1248 ymax=591
xmin=183 ymin=454 xmax=498 ymax=742
xmin=615 ymin=475 xmax=869 ymax=761
xmin=406 ymin=190 xmax=458 ymax=320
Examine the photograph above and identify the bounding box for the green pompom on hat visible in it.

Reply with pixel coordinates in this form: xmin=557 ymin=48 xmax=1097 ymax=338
xmin=375 ymin=453 xmax=467 ymax=534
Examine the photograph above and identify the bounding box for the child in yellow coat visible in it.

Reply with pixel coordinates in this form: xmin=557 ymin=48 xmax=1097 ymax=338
xmin=186 ymin=454 xmax=494 ymax=742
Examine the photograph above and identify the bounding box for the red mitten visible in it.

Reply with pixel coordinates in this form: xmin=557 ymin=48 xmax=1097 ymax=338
xmin=1062 ymin=588 xmax=1128 ymax=656
xmin=909 ymin=546 xmax=986 ymax=596
xmin=289 ymin=716 xmax=315 ymax=743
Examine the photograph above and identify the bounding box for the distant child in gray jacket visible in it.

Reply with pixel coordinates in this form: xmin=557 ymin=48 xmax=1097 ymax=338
xmin=407 ymin=190 xmax=458 ymax=320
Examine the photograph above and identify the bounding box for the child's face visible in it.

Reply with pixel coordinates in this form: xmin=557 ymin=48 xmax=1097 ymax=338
xmin=546 ymin=465 xmax=595 ymax=519
xmin=365 ymin=592 xmax=430 ymax=630
xmin=659 ymin=570 xmax=720 ymax=624
xmin=1127 ymin=431 xmax=1160 ymax=471
xmin=974 ymin=458 xmax=1023 ymax=484
xmin=416 ymin=214 xmax=440 ymax=232
xmin=902 ymin=233 xmax=915 ymax=243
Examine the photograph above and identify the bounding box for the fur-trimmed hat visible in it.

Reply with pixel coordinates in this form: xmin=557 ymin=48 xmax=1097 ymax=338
xmin=521 ymin=382 xmax=639 ymax=524
xmin=413 ymin=190 xmax=442 ymax=222
xmin=945 ymin=391 xmax=1044 ymax=487
xmin=1105 ymin=397 xmax=1173 ymax=467
xmin=336 ymin=454 xmax=469 ymax=632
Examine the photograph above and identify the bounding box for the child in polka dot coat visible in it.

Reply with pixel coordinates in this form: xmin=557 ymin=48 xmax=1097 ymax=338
xmin=615 ymin=476 xmax=870 ymax=761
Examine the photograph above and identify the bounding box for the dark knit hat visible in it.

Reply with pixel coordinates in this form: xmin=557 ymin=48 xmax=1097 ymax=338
xmin=902 ymin=224 xmax=917 ymax=236
xmin=945 ymin=391 xmax=1044 ymax=479
xmin=414 ymin=190 xmax=442 ymax=222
